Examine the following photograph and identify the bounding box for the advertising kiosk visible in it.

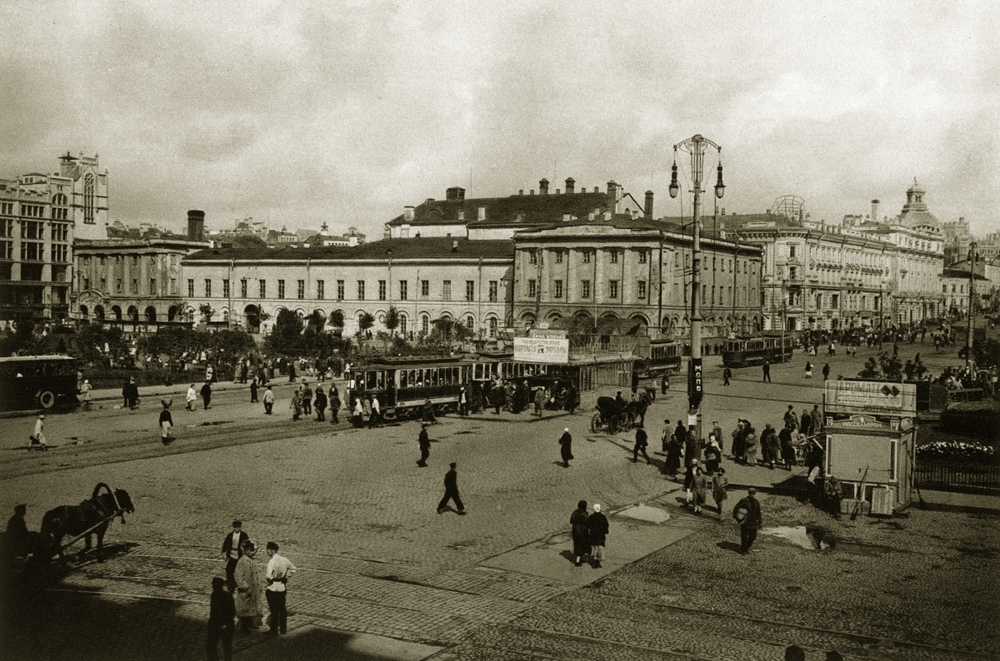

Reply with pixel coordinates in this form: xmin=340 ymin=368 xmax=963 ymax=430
xmin=823 ymin=381 xmax=918 ymax=515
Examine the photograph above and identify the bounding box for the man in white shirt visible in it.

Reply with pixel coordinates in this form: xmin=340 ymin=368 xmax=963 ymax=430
xmin=369 ymin=395 xmax=381 ymax=428
xmin=264 ymin=541 xmax=297 ymax=636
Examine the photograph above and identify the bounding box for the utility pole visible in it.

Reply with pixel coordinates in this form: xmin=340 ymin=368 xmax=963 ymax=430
xmin=670 ymin=135 xmax=724 ymax=446
xmin=967 ymin=241 xmax=977 ymax=369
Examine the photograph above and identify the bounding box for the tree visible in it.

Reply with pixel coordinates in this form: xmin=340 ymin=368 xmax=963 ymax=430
xmin=385 ymin=306 xmax=400 ymax=335
xmin=329 ymin=309 xmax=345 ymax=337
xmin=265 ymin=309 xmax=305 ymax=356
xmin=199 ymin=303 xmax=215 ymax=323
xmin=357 ymin=312 xmax=375 ymax=345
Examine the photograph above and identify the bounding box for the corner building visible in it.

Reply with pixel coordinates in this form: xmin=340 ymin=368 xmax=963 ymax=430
xmin=511 ymin=214 xmax=763 ymax=339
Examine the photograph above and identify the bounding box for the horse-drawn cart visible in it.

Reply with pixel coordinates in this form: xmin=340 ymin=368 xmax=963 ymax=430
xmin=591 ymin=396 xmax=628 ymax=434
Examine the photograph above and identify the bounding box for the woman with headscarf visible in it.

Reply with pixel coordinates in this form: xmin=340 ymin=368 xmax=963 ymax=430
xmin=691 ymin=465 xmax=710 ymax=515
xmin=558 ymin=428 xmax=573 ymax=468
xmin=290 ymin=388 xmax=303 ymax=421
xmin=587 ymin=503 xmax=609 ymax=569
xmin=159 ymin=400 xmax=174 ymax=445
xmin=570 ymin=500 xmax=590 ymax=567
xmin=704 ymin=436 xmax=722 ymax=475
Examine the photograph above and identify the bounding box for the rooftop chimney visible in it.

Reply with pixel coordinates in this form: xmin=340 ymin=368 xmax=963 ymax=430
xmin=452 ymin=240 xmax=459 ymax=252
xmin=539 ymin=178 xmax=549 ymax=195
xmin=477 ymin=206 xmax=486 ymax=222
xmin=644 ymin=190 xmax=654 ymax=219
xmin=187 ymin=210 xmax=205 ymax=242
xmin=871 ymin=199 xmax=880 ymax=224
xmin=565 ymin=177 xmax=575 ymax=194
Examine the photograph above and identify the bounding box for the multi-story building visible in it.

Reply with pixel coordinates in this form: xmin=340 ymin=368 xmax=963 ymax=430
xmin=853 ymin=180 xmax=946 ymax=325
xmin=0 ymin=153 xmax=108 ymax=322
xmin=74 ymin=211 xmax=209 ymax=329
xmin=181 ymin=237 xmax=513 ymax=338
xmin=384 ymin=178 xmax=650 ymax=241
xmin=733 ymin=214 xmax=894 ymax=332
xmin=511 ymin=214 xmax=763 ymax=339
xmin=941 ymin=215 xmax=972 ymax=266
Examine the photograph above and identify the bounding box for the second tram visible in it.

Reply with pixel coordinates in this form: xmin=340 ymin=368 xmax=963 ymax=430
xmin=721 ymin=335 xmax=795 ymax=368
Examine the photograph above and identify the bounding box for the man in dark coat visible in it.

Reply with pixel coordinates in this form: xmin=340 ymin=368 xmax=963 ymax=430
xmin=587 ymin=503 xmax=609 ymax=568
xmin=558 ymin=428 xmax=573 ymax=468
xmin=207 ymin=576 xmax=236 ymax=661
xmin=123 ymin=377 xmax=139 ymax=409
xmin=437 ymin=463 xmax=465 ymax=514
xmin=4 ymin=504 xmax=31 ymax=560
xmin=201 ymin=380 xmax=213 ymax=410
xmin=313 ymin=386 xmax=327 ymax=421
xmin=762 ymin=360 xmax=771 ymax=383
xmin=301 ymin=382 xmax=313 ymax=416
xmin=417 ymin=424 xmax=431 ymax=467
xmin=491 ymin=382 xmax=504 ymax=414
xmin=733 ymin=488 xmax=763 ymax=554
xmin=723 ymin=366 xmax=732 ymax=386
xmin=570 ymin=500 xmax=590 ymax=567
xmin=221 ymin=521 xmax=250 ymax=591
xmin=329 ymin=384 xmax=341 ymax=424
xmin=632 ymin=426 xmax=651 ymax=464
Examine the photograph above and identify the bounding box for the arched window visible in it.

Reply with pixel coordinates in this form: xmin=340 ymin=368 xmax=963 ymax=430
xmin=465 ymin=316 xmax=474 ymax=331
xmin=84 ymin=173 xmax=95 ymax=224
xmin=421 ymin=314 xmax=429 ymax=334
xmin=488 ymin=317 xmax=498 ymax=337
xmin=399 ymin=314 xmax=407 ymax=336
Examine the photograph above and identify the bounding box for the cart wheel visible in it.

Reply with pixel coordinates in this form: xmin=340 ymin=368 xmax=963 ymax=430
xmin=38 ymin=391 xmax=56 ymax=409
xmin=590 ymin=413 xmax=602 ymax=433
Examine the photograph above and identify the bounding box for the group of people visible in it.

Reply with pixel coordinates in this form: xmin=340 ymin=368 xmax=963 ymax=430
xmin=569 ymin=500 xmax=610 ymax=568
xmin=486 ymin=379 xmax=580 ymax=416
xmin=208 ymin=520 xmax=297 ymax=660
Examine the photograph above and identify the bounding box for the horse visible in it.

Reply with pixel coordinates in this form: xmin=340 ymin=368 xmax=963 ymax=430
xmin=623 ymin=390 xmax=654 ymax=429
xmin=40 ymin=483 xmax=135 ymax=563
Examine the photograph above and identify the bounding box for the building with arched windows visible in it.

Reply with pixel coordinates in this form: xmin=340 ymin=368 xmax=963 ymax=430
xmin=511 ymin=214 xmax=764 ymax=342
xmin=181 ymin=237 xmax=513 ymax=338
xmin=0 ymin=152 xmax=108 ymax=323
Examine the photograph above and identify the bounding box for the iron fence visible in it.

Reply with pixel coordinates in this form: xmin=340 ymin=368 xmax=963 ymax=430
xmin=915 ymin=458 xmax=1000 ymax=494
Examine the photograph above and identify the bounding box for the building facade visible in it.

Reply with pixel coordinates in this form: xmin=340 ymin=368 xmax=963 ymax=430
xmin=511 ymin=215 xmax=763 ymax=340
xmin=181 ymin=238 xmax=513 ymax=338
xmin=0 ymin=153 xmax=108 ymax=322
xmin=73 ymin=211 xmax=209 ymax=330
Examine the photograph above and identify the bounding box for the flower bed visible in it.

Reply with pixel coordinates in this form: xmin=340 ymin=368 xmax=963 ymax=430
xmin=917 ymin=440 xmax=997 ymax=464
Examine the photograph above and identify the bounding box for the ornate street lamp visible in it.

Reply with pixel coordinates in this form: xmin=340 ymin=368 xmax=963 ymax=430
xmin=669 ymin=134 xmax=724 ymax=446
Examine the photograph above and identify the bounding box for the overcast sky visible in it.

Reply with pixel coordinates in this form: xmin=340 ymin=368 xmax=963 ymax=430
xmin=2 ymin=0 xmax=997 ymax=238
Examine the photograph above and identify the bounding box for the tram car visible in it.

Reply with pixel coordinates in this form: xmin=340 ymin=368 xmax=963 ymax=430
xmin=347 ymin=355 xmax=554 ymax=420
xmin=635 ymin=339 xmax=682 ymax=378
xmin=721 ymin=334 xmax=795 ymax=368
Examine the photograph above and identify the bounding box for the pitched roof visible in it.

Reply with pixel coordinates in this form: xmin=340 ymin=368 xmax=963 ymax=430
xmin=386 ymin=190 xmax=614 ymax=227
xmin=184 ymin=237 xmax=515 ymax=262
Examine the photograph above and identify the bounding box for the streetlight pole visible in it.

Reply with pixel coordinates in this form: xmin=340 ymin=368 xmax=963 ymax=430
xmin=669 ymin=134 xmax=724 ymax=447
xmin=967 ymin=241 xmax=977 ymax=369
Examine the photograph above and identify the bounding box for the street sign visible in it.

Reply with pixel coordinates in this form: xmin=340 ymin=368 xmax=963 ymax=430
xmin=513 ymin=336 xmax=569 ymax=364
xmin=688 ymin=357 xmax=703 ymax=409
xmin=528 ymin=329 xmax=568 ymax=339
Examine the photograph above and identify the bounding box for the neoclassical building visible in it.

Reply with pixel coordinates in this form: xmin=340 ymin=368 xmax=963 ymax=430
xmin=511 ymin=214 xmax=763 ymax=339
xmin=181 ymin=237 xmax=514 ymax=338
xmin=0 ymin=152 xmax=108 ymax=322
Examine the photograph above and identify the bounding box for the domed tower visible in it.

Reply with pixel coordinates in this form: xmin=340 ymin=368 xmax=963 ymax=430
xmin=897 ymin=178 xmax=940 ymax=235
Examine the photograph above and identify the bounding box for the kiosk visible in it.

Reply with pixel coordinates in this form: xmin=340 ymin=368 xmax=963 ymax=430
xmin=823 ymin=381 xmax=918 ymax=515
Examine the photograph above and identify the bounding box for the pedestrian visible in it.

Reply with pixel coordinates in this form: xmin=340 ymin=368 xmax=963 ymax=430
xmin=533 ymin=386 xmax=545 ymax=417
xmin=369 ymin=394 xmax=382 ymax=428
xmin=28 ymin=414 xmax=47 ymax=450
xmin=314 ymin=386 xmax=327 ymax=422
xmin=762 ymin=361 xmax=771 ymax=383
xmin=822 ymin=363 xmax=831 ymax=380
xmin=805 ymin=361 xmax=813 ymax=378
xmin=570 ymin=499 xmax=590 ymax=566
xmin=459 ymin=387 xmax=469 ymax=416
xmin=583 ymin=502 xmax=609 ymax=569
xmin=665 ymin=429 xmax=683 ymax=478
xmin=264 ymin=541 xmax=296 ymax=636
xmin=417 ymin=423 xmax=431 ymax=467
xmin=233 ymin=540 xmax=263 ymax=634
xmin=80 ymin=379 xmax=93 ymax=410
xmin=301 ymin=382 xmax=312 ymax=416
xmin=810 ymin=404 xmax=822 ymax=434
xmin=201 ymin=380 xmax=212 ymax=410
xmin=329 ymin=384 xmax=341 ymax=424
xmin=783 ymin=404 xmax=799 ymax=432
xmin=206 ymin=576 xmax=236 ymax=661
xmin=263 ymin=385 xmax=275 ymax=415
xmin=733 ymin=488 xmax=763 ymax=554
xmin=723 ymin=366 xmax=732 ymax=386
xmin=711 ymin=468 xmax=729 ymax=516
xmin=249 ymin=377 xmax=258 ymax=403
xmin=437 ymin=462 xmax=466 ymax=514
xmin=780 ymin=425 xmax=797 ymax=469
xmin=558 ymin=427 xmax=573 ymax=468
xmin=800 ymin=408 xmax=813 ymax=437
xmin=186 ymin=384 xmax=197 ymax=411
xmin=290 ymin=388 xmax=303 ymax=421
xmin=744 ymin=425 xmax=758 ymax=466
xmin=710 ymin=421 xmax=724 ymax=453
xmin=691 ymin=465 xmax=709 ymax=514
xmin=661 ymin=372 xmax=670 ymax=394
xmin=126 ymin=376 xmax=140 ymax=409
xmin=159 ymin=399 xmax=174 ymax=445
xmin=704 ymin=436 xmax=721 ymax=474
xmin=615 ymin=390 xmax=626 ymax=409
xmin=632 ymin=426 xmax=651 ymax=464
xmin=352 ymin=397 xmax=364 ymax=428
xmin=761 ymin=423 xmax=779 ymax=469
xmin=220 ymin=520 xmax=250 ymax=591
